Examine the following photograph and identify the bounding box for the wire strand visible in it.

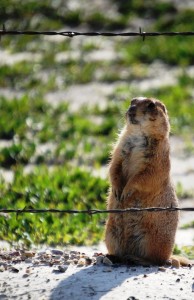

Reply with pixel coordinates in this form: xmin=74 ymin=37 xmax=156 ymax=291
xmin=0 ymin=207 xmax=194 ymax=215
xmin=1 ymin=29 xmax=194 ymax=39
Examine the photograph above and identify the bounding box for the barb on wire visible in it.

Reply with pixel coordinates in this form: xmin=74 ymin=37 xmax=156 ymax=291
xmin=139 ymin=27 xmax=146 ymax=41
xmin=0 ymin=24 xmax=6 ymax=41
xmin=1 ymin=28 xmax=194 ymax=39
xmin=0 ymin=207 xmax=194 ymax=215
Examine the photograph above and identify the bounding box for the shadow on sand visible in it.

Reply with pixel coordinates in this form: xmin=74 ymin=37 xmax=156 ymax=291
xmin=50 ymin=263 xmax=157 ymax=300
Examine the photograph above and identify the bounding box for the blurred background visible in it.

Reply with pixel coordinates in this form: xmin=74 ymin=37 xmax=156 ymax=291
xmin=0 ymin=0 xmax=194 ymax=256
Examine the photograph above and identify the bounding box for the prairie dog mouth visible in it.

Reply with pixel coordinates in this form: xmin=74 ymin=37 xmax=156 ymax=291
xmin=129 ymin=113 xmax=139 ymax=124
xmin=130 ymin=117 xmax=139 ymax=124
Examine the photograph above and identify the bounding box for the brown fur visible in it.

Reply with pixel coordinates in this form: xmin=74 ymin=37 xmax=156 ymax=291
xmin=105 ymin=97 xmax=190 ymax=266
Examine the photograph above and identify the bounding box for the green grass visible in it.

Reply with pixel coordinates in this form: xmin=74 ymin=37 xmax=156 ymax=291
xmin=0 ymin=96 xmax=116 ymax=245
xmin=176 ymin=182 xmax=194 ymax=200
xmin=174 ymin=245 xmax=194 ymax=260
xmin=0 ymin=166 xmax=108 ymax=246
xmin=0 ymin=141 xmax=35 ymax=168
xmin=173 ymin=244 xmax=194 ymax=260
xmin=120 ymin=36 xmax=194 ymax=66
xmin=181 ymin=222 xmax=194 ymax=230
xmin=0 ymin=95 xmax=121 ymax=167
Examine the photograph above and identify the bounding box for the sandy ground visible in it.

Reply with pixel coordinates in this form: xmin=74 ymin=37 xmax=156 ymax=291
xmin=0 ymin=243 xmax=194 ymax=300
xmin=1 ymin=262 xmax=194 ymax=300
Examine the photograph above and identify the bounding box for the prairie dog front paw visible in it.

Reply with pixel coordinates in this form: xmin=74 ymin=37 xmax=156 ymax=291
xmin=112 ymin=188 xmax=122 ymax=201
xmin=120 ymin=190 xmax=134 ymax=202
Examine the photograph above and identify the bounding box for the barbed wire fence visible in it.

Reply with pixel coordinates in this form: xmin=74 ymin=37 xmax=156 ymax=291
xmin=1 ymin=207 xmax=194 ymax=215
xmin=0 ymin=26 xmax=194 ymax=216
xmin=1 ymin=27 xmax=194 ymax=39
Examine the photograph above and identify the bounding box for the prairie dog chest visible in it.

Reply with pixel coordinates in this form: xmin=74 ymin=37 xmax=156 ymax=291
xmin=121 ymin=134 xmax=147 ymax=157
xmin=121 ymin=134 xmax=148 ymax=176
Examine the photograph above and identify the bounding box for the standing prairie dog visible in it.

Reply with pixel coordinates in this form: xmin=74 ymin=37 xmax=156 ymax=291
xmin=105 ymin=97 xmax=189 ymax=266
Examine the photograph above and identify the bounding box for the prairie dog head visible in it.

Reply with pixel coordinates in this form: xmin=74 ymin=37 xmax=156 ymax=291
xmin=126 ymin=97 xmax=170 ymax=138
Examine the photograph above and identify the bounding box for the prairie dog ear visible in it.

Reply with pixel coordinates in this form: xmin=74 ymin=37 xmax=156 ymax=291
xmin=158 ymin=102 xmax=167 ymax=114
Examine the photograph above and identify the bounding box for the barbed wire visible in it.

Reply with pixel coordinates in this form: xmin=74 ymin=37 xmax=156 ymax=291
xmin=1 ymin=26 xmax=194 ymax=40
xmin=0 ymin=207 xmax=194 ymax=215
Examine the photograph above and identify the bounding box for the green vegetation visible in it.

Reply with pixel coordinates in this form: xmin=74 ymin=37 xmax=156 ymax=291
xmin=0 ymin=167 xmax=108 ymax=246
xmin=0 ymin=0 xmax=194 ymax=246
xmin=173 ymin=244 xmax=194 ymax=260
xmin=181 ymin=222 xmax=194 ymax=229
xmin=181 ymin=246 xmax=194 ymax=259
xmin=176 ymin=182 xmax=194 ymax=200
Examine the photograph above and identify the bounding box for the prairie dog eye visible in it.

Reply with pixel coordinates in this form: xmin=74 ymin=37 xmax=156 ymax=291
xmin=147 ymin=102 xmax=156 ymax=110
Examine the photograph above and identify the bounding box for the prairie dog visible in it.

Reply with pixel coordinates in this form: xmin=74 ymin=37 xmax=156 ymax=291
xmin=105 ymin=97 xmax=188 ymax=266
